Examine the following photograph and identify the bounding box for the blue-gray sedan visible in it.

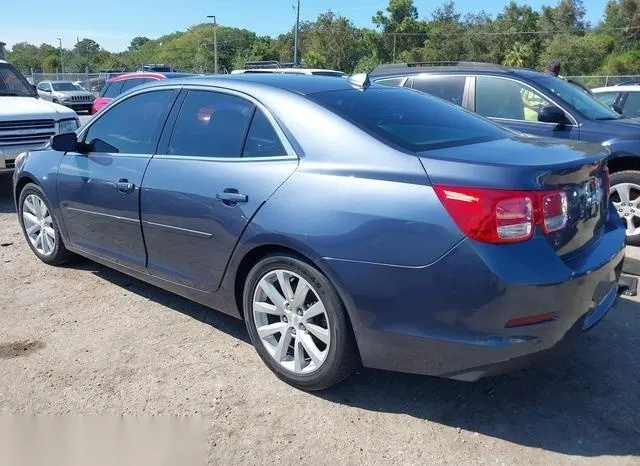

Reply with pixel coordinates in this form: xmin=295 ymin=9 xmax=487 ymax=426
xmin=12 ymin=74 xmax=625 ymax=390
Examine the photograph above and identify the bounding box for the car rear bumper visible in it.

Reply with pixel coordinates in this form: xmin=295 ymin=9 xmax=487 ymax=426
xmin=318 ymin=214 xmax=626 ymax=380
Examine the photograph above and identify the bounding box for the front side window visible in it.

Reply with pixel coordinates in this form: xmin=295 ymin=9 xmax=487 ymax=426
xmin=309 ymin=87 xmax=509 ymax=152
xmin=167 ymin=90 xmax=254 ymax=158
xmin=0 ymin=64 xmax=35 ymax=97
xmin=83 ymin=90 xmax=176 ymax=154
xmin=535 ymin=76 xmax=620 ymax=120
xmin=37 ymin=82 xmax=48 ymax=91
xmin=622 ymin=92 xmax=640 ymax=118
xmin=475 ymin=76 xmax=556 ymax=122
xmin=413 ymin=76 xmax=466 ymax=106
xmin=594 ymin=92 xmax=619 ymax=108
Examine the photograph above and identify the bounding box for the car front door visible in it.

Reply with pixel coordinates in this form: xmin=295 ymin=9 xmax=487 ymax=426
xmin=57 ymin=88 xmax=179 ymax=271
xmin=472 ymin=75 xmax=579 ymax=140
xmin=140 ymin=88 xmax=298 ymax=291
xmin=620 ymin=92 xmax=640 ymax=118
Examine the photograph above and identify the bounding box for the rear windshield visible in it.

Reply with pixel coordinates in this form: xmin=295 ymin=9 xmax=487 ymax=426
xmin=308 ymin=87 xmax=508 ymax=151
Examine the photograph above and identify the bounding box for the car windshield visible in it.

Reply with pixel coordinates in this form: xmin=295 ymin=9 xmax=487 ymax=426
xmin=0 ymin=64 xmax=36 ymax=97
xmin=536 ymin=76 xmax=621 ymax=120
xmin=51 ymin=82 xmax=79 ymax=91
xmin=309 ymin=87 xmax=509 ymax=152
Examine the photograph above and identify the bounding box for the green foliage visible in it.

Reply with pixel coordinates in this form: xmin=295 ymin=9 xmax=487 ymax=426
xmin=6 ymin=0 xmax=640 ymax=76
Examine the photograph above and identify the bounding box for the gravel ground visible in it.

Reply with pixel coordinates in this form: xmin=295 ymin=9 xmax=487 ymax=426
xmin=1 ymin=175 xmax=639 ymax=465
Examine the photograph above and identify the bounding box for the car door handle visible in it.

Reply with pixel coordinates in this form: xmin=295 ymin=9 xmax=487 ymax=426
xmin=216 ymin=189 xmax=248 ymax=205
xmin=115 ymin=178 xmax=135 ymax=194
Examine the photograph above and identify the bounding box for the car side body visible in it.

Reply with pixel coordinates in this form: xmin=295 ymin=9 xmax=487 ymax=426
xmin=592 ymin=85 xmax=640 ymax=119
xmin=13 ymin=75 xmax=625 ymax=386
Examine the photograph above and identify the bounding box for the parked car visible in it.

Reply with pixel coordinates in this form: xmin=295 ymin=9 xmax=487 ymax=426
xmin=592 ymin=85 xmax=640 ymax=119
xmin=36 ymin=80 xmax=95 ymax=113
xmin=371 ymin=62 xmax=640 ymax=244
xmin=13 ymin=74 xmax=625 ymax=390
xmin=92 ymin=72 xmax=195 ymax=114
xmin=231 ymin=67 xmax=348 ymax=78
xmin=0 ymin=59 xmax=78 ymax=174
xmin=137 ymin=64 xmax=176 ymax=72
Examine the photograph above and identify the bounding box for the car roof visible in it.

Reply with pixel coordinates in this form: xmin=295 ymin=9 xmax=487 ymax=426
xmin=592 ymin=85 xmax=640 ymax=93
xmin=232 ymin=68 xmax=346 ymax=75
xmin=370 ymin=61 xmax=546 ymax=80
xmin=108 ymin=72 xmax=195 ymax=83
xmin=139 ymin=73 xmax=373 ymax=96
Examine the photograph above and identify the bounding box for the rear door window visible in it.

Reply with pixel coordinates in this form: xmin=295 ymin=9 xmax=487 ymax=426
xmin=412 ymin=76 xmax=466 ymax=106
xmin=375 ymin=77 xmax=405 ymax=87
xmin=102 ymin=81 xmax=124 ymax=98
xmin=167 ymin=90 xmax=254 ymax=158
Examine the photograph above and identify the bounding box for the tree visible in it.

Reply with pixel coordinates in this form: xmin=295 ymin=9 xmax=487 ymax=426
xmin=503 ymin=42 xmax=534 ymax=67
xmin=129 ymin=36 xmax=150 ymax=52
xmin=304 ymin=11 xmax=362 ymax=72
xmin=538 ymin=33 xmax=607 ymax=75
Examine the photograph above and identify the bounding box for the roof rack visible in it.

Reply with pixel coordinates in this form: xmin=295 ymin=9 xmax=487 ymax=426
xmin=371 ymin=61 xmax=510 ymax=74
xmin=243 ymin=60 xmax=282 ymax=69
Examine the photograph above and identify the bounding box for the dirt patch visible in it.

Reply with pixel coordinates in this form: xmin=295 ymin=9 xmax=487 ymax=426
xmin=0 ymin=340 xmax=44 ymax=359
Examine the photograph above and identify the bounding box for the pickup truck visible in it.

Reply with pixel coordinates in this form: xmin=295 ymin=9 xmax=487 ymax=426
xmin=0 ymin=59 xmax=79 ymax=174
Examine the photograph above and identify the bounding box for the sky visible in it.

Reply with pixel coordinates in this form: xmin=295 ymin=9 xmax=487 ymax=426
xmin=1 ymin=0 xmax=610 ymax=52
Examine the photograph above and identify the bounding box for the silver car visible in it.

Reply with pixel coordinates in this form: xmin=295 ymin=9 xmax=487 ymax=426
xmin=36 ymin=80 xmax=94 ymax=114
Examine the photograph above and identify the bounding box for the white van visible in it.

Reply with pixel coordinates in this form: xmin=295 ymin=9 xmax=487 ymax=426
xmin=0 ymin=59 xmax=79 ymax=174
xmin=231 ymin=67 xmax=347 ymax=78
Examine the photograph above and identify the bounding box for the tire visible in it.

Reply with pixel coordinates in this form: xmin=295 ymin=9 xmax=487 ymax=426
xmin=243 ymin=254 xmax=359 ymax=390
xmin=18 ymin=183 xmax=74 ymax=265
xmin=610 ymin=170 xmax=640 ymax=246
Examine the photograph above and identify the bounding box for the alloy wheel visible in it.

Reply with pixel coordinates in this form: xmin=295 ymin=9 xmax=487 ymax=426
xmin=611 ymin=182 xmax=640 ymax=237
xmin=252 ymin=269 xmax=330 ymax=374
xmin=22 ymin=194 xmax=56 ymax=257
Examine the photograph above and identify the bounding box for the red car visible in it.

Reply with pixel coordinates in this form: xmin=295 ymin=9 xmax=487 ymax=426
xmin=91 ymin=72 xmax=195 ymax=114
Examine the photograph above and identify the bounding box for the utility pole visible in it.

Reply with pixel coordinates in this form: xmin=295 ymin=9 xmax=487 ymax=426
xmin=206 ymin=15 xmax=218 ymax=74
xmin=57 ymin=38 xmax=64 ymax=74
xmin=293 ymin=0 xmax=300 ymax=67
xmin=393 ymin=33 xmax=397 ymax=63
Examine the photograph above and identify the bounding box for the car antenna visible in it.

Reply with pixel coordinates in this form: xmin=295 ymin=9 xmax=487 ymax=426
xmin=349 ymin=73 xmax=370 ymax=89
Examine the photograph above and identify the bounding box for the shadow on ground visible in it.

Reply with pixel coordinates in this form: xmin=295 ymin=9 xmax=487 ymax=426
xmin=2 ymin=177 xmax=639 ymax=458
xmin=0 ymin=176 xmax=15 ymax=214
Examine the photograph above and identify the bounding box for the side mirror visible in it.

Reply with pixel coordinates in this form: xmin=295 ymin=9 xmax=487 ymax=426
xmin=538 ymin=105 xmax=569 ymax=125
xmin=51 ymin=132 xmax=79 ymax=152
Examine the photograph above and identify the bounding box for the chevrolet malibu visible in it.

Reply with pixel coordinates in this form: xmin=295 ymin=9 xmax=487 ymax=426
xmin=12 ymin=74 xmax=625 ymax=390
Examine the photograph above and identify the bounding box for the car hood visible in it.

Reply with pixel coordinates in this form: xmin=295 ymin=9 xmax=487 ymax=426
xmin=0 ymin=96 xmax=77 ymax=121
xmin=54 ymin=90 xmax=93 ymax=97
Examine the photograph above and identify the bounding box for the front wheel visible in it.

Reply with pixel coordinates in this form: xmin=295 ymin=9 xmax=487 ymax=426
xmin=610 ymin=170 xmax=640 ymax=246
xmin=243 ymin=254 xmax=359 ymax=390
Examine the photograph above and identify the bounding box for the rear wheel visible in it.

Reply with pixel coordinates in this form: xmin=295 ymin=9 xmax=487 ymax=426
xmin=243 ymin=254 xmax=359 ymax=390
xmin=610 ymin=170 xmax=640 ymax=245
xmin=18 ymin=183 xmax=74 ymax=265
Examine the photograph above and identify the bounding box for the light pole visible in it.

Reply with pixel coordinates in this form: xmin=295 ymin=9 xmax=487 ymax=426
xmin=206 ymin=15 xmax=218 ymax=74
xmin=57 ymin=38 xmax=64 ymax=74
xmin=293 ymin=0 xmax=300 ymax=67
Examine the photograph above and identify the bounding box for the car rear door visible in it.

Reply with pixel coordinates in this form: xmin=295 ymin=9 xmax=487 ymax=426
xmin=471 ymin=75 xmax=580 ymax=140
xmin=410 ymin=75 xmax=469 ymax=108
xmin=57 ymin=88 xmax=179 ymax=271
xmin=140 ymin=88 xmax=298 ymax=292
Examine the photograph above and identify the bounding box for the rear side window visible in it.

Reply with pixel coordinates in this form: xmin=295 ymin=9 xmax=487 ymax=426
xmin=121 ymin=78 xmax=149 ymax=92
xmin=376 ymin=77 xmax=405 ymax=87
xmin=167 ymin=90 xmax=254 ymax=157
xmin=412 ymin=76 xmax=466 ymax=106
xmin=309 ymin=87 xmax=508 ymax=152
xmin=102 ymin=81 xmax=124 ymax=98
xmin=242 ymin=110 xmax=286 ymax=157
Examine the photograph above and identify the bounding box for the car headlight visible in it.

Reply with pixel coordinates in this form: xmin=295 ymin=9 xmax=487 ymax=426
xmin=58 ymin=119 xmax=79 ymax=134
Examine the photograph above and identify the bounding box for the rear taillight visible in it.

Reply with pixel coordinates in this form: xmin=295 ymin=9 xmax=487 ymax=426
xmin=434 ymin=185 xmax=569 ymax=244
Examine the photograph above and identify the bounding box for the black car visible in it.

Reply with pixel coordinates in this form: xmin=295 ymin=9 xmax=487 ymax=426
xmin=371 ymin=61 xmax=640 ymax=244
